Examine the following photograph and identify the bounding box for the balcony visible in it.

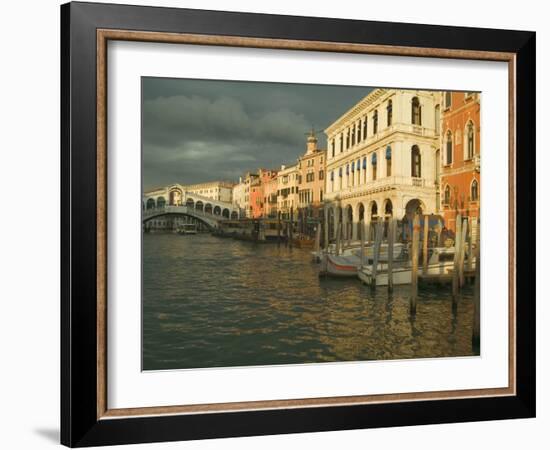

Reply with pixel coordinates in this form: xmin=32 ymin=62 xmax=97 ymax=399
xmin=328 ymin=123 xmax=437 ymax=165
xmin=327 ymin=175 xmax=433 ymax=200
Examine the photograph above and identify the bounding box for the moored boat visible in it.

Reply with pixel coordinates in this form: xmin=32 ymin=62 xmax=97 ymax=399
xmin=177 ymin=224 xmax=197 ymax=235
xmin=318 ymin=243 xmax=406 ymax=277
xmin=357 ymin=247 xmax=464 ymax=286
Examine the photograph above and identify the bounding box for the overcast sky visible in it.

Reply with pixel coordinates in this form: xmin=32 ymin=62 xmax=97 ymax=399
xmin=142 ymin=77 xmax=372 ymax=191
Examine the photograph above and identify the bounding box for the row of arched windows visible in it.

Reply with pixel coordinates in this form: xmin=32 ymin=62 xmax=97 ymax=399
xmin=330 ymin=97 xmax=424 ymax=158
xmin=444 ymin=120 xmax=476 ymax=165
xmin=442 ymin=179 xmax=479 ymax=207
xmin=329 ymin=144 xmax=423 ymax=192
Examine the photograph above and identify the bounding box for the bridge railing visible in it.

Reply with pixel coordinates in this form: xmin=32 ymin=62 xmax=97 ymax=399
xmin=183 ymin=191 xmax=233 ymax=209
xmin=142 ymin=205 xmax=231 ymax=221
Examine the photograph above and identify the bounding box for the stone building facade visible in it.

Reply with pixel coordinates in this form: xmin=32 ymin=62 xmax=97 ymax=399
xmin=324 ymin=88 xmax=440 ymax=239
xmin=263 ymin=175 xmax=279 ymax=218
xmin=297 ymin=131 xmax=327 ymax=219
xmin=277 ymin=164 xmax=299 ymax=219
xmin=439 ymin=91 xmax=481 ymax=233
xmin=185 ymin=180 xmax=234 ymax=203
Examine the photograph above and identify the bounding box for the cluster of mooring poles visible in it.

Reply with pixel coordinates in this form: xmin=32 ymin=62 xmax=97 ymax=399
xmin=408 ymin=212 xmax=480 ymax=348
xmin=316 ymin=206 xmax=480 ymax=351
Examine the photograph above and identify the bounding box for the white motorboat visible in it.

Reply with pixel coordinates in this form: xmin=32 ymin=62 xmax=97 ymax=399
xmin=357 ymin=247 xmax=461 ymax=286
xmin=177 ymin=224 xmax=197 ymax=235
xmin=318 ymin=243 xmax=406 ymax=277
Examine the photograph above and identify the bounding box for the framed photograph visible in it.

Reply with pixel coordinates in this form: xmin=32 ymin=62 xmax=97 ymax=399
xmin=61 ymin=1 xmax=535 ymax=447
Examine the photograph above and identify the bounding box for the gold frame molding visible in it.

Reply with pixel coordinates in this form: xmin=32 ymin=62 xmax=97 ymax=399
xmin=96 ymin=29 xmax=516 ymax=420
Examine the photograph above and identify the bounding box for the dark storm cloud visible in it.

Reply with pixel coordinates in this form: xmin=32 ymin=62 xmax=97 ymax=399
xmin=142 ymin=77 xmax=372 ymax=190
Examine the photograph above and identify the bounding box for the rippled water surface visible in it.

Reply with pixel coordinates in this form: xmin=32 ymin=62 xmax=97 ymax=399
xmin=143 ymin=233 xmax=478 ymax=370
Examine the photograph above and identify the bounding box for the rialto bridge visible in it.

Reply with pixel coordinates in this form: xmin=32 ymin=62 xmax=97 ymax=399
xmin=142 ymin=186 xmax=240 ymax=229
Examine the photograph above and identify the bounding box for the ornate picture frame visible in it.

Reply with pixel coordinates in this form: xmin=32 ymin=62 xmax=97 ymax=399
xmin=61 ymin=2 xmax=535 ymax=446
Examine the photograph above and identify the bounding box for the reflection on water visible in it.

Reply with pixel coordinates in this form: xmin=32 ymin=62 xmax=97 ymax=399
xmin=143 ymin=233 xmax=478 ymax=370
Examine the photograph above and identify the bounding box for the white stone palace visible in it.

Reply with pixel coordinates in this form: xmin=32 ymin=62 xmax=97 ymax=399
xmin=324 ymin=88 xmax=440 ymax=239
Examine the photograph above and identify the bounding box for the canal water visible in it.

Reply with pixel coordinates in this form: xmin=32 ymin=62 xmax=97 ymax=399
xmin=143 ymin=233 xmax=478 ymax=371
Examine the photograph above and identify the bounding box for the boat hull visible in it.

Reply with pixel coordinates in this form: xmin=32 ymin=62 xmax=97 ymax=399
xmin=358 ymin=261 xmax=456 ymax=286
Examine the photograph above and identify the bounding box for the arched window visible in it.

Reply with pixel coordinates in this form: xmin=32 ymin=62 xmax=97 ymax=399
xmin=385 ymin=146 xmax=392 ymax=177
xmin=331 ymin=139 xmax=335 ymax=157
xmin=444 ymin=92 xmax=452 ymax=108
xmin=351 ymin=125 xmax=355 ymax=146
xmin=387 ymin=100 xmax=393 ymax=126
xmin=357 ymin=120 xmax=362 ymax=143
xmin=373 ymin=110 xmax=378 ymax=134
xmin=412 ymin=97 xmax=422 ymax=125
xmin=446 ymin=130 xmax=453 ymax=165
xmin=371 ymin=202 xmax=378 ymax=219
xmin=339 ymin=133 xmax=343 ymax=153
xmin=363 ymin=117 xmax=368 ymax=139
xmin=444 ymin=185 xmax=451 ymax=205
xmin=346 ymin=128 xmax=350 ymax=149
xmin=471 ymin=179 xmax=479 ymax=201
xmin=411 ymin=145 xmax=421 ymax=178
xmin=372 ymin=152 xmax=378 ymax=181
xmin=385 ymin=200 xmax=393 ymax=216
xmin=466 ymin=121 xmax=475 ymax=159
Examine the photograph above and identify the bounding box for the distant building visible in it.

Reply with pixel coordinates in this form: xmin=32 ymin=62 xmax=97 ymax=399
xmin=263 ymin=173 xmax=279 ymax=218
xmin=249 ymin=176 xmax=263 ymax=218
xmin=324 ymin=88 xmax=440 ymax=240
xmin=248 ymin=168 xmax=278 ymax=218
xmin=439 ymin=91 xmax=480 ymax=233
xmin=185 ymin=180 xmax=234 ymax=203
xmin=297 ymin=130 xmax=326 ymax=219
xmin=232 ymin=177 xmax=247 ymax=217
xmin=232 ymin=172 xmax=260 ymax=218
xmin=277 ymin=164 xmax=299 ymax=219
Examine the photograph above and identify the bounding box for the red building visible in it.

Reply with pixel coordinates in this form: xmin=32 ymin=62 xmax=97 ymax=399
xmin=440 ymin=91 xmax=481 ymax=233
xmin=249 ymin=168 xmax=278 ymax=218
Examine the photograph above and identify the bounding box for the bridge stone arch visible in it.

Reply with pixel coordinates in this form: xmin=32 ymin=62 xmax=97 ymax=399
xmin=143 ymin=206 xmax=221 ymax=229
xmin=143 ymin=189 xmax=239 ymax=223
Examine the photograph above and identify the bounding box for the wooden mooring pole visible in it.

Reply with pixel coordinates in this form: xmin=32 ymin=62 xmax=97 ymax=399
xmin=371 ymin=220 xmax=383 ymax=288
xmin=410 ymin=213 xmax=420 ymax=315
xmin=387 ymin=219 xmax=395 ymax=292
xmin=458 ymin=218 xmax=468 ymax=287
xmin=314 ymin=222 xmax=321 ymax=255
xmin=335 ymin=222 xmax=342 ymax=256
xmin=324 ymin=206 xmax=329 ymax=252
xmin=277 ymin=212 xmax=281 ymax=244
xmin=289 ymin=207 xmax=294 ymax=248
xmin=472 ymin=218 xmax=480 ymax=348
xmin=422 ymin=215 xmax=429 ymax=275
xmin=359 ymin=221 xmax=365 ymax=269
xmin=452 ymin=214 xmax=462 ymax=309
xmin=365 ymin=220 xmax=371 ymax=245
